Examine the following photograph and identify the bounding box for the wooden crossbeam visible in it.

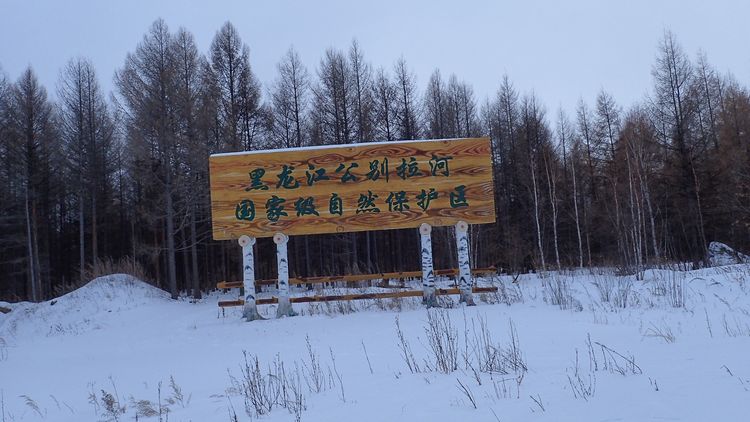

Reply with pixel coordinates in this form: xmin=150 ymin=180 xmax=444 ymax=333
xmin=216 ymin=267 xmax=497 ymax=290
xmin=218 ymin=286 xmax=498 ymax=307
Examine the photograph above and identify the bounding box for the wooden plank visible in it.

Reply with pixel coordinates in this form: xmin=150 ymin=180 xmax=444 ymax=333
xmin=216 ymin=267 xmax=497 ymax=289
xmin=217 ymin=300 xmax=245 ymax=308
xmin=217 ymin=286 xmax=498 ymax=307
xmin=209 ymin=137 xmax=496 ymax=239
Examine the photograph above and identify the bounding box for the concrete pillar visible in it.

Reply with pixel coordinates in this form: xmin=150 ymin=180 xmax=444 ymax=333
xmin=274 ymin=232 xmax=297 ymax=317
xmin=239 ymin=235 xmax=263 ymax=321
xmin=420 ymin=223 xmax=437 ymax=307
xmin=455 ymin=221 xmax=475 ymax=305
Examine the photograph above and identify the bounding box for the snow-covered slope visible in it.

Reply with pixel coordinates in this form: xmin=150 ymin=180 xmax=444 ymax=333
xmin=707 ymin=241 xmax=750 ymax=267
xmin=1 ymin=267 xmax=750 ymax=421
xmin=0 ymin=274 xmax=171 ymax=341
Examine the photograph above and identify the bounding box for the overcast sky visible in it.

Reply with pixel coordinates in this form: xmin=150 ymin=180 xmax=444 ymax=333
xmin=2 ymin=0 xmax=749 ymax=116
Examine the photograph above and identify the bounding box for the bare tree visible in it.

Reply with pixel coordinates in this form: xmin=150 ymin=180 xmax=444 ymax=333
xmin=314 ymin=48 xmax=353 ymax=144
xmin=372 ymin=67 xmax=397 ymax=141
xmin=211 ymin=21 xmax=261 ymax=151
xmin=349 ymin=39 xmax=373 ymax=142
xmin=393 ymin=57 xmax=420 ymax=140
xmin=6 ymin=68 xmax=56 ymax=300
xmin=115 ymin=19 xmax=180 ymax=298
xmin=424 ymin=69 xmax=446 ymax=139
xmin=595 ymin=91 xmax=626 ymax=264
xmin=521 ymin=95 xmax=547 ymax=271
xmin=649 ymin=30 xmax=707 ymax=260
xmin=559 ymin=110 xmax=584 ymax=268
xmin=173 ymin=27 xmax=206 ymax=299
xmin=58 ymin=58 xmax=115 ymax=280
xmin=270 ymin=47 xmax=310 ymax=148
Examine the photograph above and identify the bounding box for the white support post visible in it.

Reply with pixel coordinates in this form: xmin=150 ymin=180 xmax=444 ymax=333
xmin=455 ymin=220 xmax=475 ymax=305
xmin=274 ymin=232 xmax=297 ymax=317
xmin=239 ymin=235 xmax=263 ymax=321
xmin=420 ymin=223 xmax=437 ymax=307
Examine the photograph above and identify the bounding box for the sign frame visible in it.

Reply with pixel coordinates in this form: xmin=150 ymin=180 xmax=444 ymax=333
xmin=209 ymin=137 xmax=495 ymax=240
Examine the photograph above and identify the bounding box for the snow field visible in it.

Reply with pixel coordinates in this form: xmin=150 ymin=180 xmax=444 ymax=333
xmin=1 ymin=266 xmax=750 ymax=421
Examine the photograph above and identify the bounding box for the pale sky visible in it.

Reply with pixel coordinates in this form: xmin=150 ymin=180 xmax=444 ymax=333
xmin=1 ymin=0 xmax=749 ymax=116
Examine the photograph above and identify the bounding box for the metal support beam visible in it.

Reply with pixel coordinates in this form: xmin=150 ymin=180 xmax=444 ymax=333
xmin=239 ymin=235 xmax=263 ymax=321
xmin=455 ymin=220 xmax=475 ymax=305
xmin=274 ymin=232 xmax=297 ymax=317
xmin=420 ymin=223 xmax=437 ymax=307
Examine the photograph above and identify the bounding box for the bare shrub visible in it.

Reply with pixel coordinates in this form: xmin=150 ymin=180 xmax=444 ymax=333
xmin=667 ymin=274 xmax=686 ymax=308
xmin=503 ymin=319 xmax=527 ymax=374
xmin=643 ymin=322 xmax=676 ymax=343
xmin=651 ymin=273 xmax=686 ymax=308
xmin=483 ymin=278 xmax=523 ymax=305
xmin=456 ymin=378 xmax=477 ymax=409
xmin=491 ymin=376 xmax=523 ymax=400
xmin=84 ymin=377 xmax=127 ymax=422
xmin=233 ymin=352 xmax=277 ymax=415
xmin=567 ymin=349 xmax=596 ymax=401
xmin=329 ymin=348 xmax=346 ymax=403
xmin=129 ymin=398 xmax=158 ymax=419
xmin=82 ymin=257 xmax=150 ymax=285
xmin=592 ymin=275 xmax=616 ymax=303
xmin=529 ymin=394 xmax=545 ymax=412
xmin=424 ymin=309 xmax=459 ymax=373
xmin=542 ymin=276 xmax=580 ymax=310
xmin=228 ymin=351 xmax=308 ymax=419
xmin=0 ymin=337 xmax=7 ymax=361
xmin=613 ymin=278 xmax=635 ymax=308
xmin=595 ymin=341 xmax=642 ymax=375
xmin=468 ymin=317 xmax=528 ymax=375
xmin=99 ymin=389 xmax=126 ymax=422
xmin=302 ymin=336 xmax=327 ymax=393
xmin=395 ymin=316 xmax=421 ymax=373
xmin=1 ymin=389 xmax=7 ymax=422
xmin=396 ymin=311 xmax=528 ymax=381
xmin=361 ymin=340 xmax=374 ymax=374
xmin=567 ymin=333 xmax=641 ymax=400
xmin=722 ymin=314 xmax=750 ymax=337
xmin=54 ymin=257 xmax=151 ymax=297
xmin=20 ymin=395 xmax=43 ymax=418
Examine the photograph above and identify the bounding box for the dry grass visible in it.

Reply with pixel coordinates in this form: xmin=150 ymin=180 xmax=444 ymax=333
xmin=54 ymin=257 xmax=151 ymax=297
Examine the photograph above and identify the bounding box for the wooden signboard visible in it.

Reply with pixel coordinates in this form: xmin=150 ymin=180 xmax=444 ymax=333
xmin=209 ymin=137 xmax=495 ymax=240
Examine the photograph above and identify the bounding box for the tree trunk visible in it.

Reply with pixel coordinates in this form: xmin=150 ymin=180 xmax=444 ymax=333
xmin=530 ymin=161 xmax=546 ymax=272
xmin=25 ymin=189 xmax=38 ymax=301
xmin=165 ymin=168 xmax=178 ymax=299
xmin=79 ymin=190 xmax=86 ymax=281
xmin=571 ymin=155 xmax=584 ymax=268
xmin=91 ymin=193 xmax=98 ymax=264
xmin=190 ymin=204 xmax=201 ymax=299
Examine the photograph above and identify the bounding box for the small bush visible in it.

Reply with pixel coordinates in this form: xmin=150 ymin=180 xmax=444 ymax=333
xmin=542 ymin=276 xmax=580 ymax=311
xmin=424 ymin=309 xmax=459 ymax=373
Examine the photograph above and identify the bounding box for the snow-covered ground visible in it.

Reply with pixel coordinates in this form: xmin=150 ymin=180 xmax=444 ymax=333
xmin=2 ymin=265 xmax=750 ymax=421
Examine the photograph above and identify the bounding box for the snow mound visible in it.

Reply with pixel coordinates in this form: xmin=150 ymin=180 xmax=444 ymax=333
xmin=707 ymin=241 xmax=750 ymax=267
xmin=0 ymin=274 xmax=170 ymax=341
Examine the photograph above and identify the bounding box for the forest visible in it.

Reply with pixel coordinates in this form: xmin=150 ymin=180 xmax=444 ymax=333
xmin=1 ymin=19 xmax=748 ymax=301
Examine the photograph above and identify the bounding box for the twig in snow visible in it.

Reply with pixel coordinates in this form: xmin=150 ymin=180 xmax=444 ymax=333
xmin=361 ymin=340 xmax=374 ymax=374
xmin=456 ymin=378 xmax=477 ymax=409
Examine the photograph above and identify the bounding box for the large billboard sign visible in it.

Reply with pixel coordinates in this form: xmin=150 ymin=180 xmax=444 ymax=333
xmin=209 ymin=137 xmax=495 ymax=240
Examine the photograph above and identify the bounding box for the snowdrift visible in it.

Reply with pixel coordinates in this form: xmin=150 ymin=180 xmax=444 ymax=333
xmin=707 ymin=241 xmax=750 ymax=267
xmin=0 ymin=274 xmax=170 ymax=341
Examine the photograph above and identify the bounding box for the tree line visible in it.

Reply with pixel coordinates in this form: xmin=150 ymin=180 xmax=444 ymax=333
xmin=1 ymin=19 xmax=748 ymax=301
